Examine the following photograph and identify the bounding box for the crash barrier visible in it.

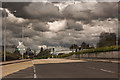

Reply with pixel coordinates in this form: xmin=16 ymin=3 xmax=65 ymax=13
xmin=66 ymin=51 xmax=120 ymax=59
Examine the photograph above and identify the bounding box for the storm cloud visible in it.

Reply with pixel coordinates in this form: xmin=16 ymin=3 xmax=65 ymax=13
xmin=1 ymin=1 xmax=119 ymax=51
xmin=2 ymin=2 xmax=118 ymax=22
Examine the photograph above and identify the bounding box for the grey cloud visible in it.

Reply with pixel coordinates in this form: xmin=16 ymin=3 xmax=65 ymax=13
xmin=91 ymin=2 xmax=118 ymax=20
xmin=24 ymin=2 xmax=63 ymax=21
xmin=63 ymin=2 xmax=118 ymax=22
xmin=32 ymin=22 xmax=49 ymax=32
xmin=2 ymin=2 xmax=119 ymax=51
xmin=3 ymin=2 xmax=118 ymax=23
xmin=63 ymin=4 xmax=91 ymax=21
xmin=67 ymin=20 xmax=83 ymax=31
xmin=2 ymin=2 xmax=31 ymax=18
xmin=2 ymin=2 xmax=62 ymax=22
xmin=6 ymin=24 xmax=22 ymax=38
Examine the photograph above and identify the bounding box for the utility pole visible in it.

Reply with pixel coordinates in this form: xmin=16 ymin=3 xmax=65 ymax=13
xmin=21 ymin=25 xmax=24 ymax=59
xmin=3 ymin=9 xmax=7 ymax=62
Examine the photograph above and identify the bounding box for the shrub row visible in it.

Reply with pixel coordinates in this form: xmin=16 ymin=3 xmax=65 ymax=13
xmin=57 ymin=45 xmax=120 ymax=58
xmin=1 ymin=52 xmax=21 ymax=61
xmin=34 ymin=55 xmax=52 ymax=59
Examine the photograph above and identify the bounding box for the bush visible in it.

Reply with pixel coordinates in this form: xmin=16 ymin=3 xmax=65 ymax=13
xmin=35 ymin=56 xmax=49 ymax=59
xmin=2 ymin=52 xmax=21 ymax=61
xmin=57 ymin=45 xmax=120 ymax=58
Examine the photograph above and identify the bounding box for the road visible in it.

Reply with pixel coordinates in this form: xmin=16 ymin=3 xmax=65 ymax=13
xmin=2 ymin=59 xmax=119 ymax=80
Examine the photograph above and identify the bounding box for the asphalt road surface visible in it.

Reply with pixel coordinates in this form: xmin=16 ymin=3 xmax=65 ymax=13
xmin=2 ymin=61 xmax=119 ymax=79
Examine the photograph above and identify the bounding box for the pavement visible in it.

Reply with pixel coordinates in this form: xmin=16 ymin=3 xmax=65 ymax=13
xmin=0 ymin=59 xmax=31 ymax=65
xmin=32 ymin=58 xmax=87 ymax=64
xmin=1 ymin=59 xmax=33 ymax=78
xmin=1 ymin=58 xmax=119 ymax=79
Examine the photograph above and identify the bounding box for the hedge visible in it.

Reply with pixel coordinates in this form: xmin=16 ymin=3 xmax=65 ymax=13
xmin=1 ymin=52 xmax=21 ymax=61
xmin=57 ymin=45 xmax=120 ymax=58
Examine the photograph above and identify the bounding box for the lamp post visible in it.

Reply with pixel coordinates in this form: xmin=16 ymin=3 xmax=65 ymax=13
xmin=3 ymin=9 xmax=7 ymax=62
xmin=20 ymin=25 xmax=25 ymax=59
xmin=3 ymin=9 xmax=17 ymax=61
xmin=20 ymin=23 xmax=32 ymax=59
xmin=107 ymin=19 xmax=118 ymax=46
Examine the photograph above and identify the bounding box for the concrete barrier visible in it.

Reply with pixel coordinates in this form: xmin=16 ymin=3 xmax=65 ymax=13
xmin=66 ymin=51 xmax=120 ymax=59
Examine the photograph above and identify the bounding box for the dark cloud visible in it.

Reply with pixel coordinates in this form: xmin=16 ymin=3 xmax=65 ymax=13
xmin=2 ymin=2 xmax=62 ymax=22
xmin=24 ymin=2 xmax=62 ymax=21
xmin=91 ymin=2 xmax=118 ymax=20
xmin=62 ymin=4 xmax=91 ymax=21
xmin=2 ymin=2 xmax=118 ymax=23
xmin=2 ymin=2 xmax=119 ymax=51
xmin=7 ymin=25 xmax=22 ymax=38
xmin=62 ymin=2 xmax=118 ymax=22
xmin=32 ymin=22 xmax=49 ymax=32
xmin=6 ymin=22 xmax=41 ymax=38
xmin=2 ymin=2 xmax=31 ymax=18
xmin=67 ymin=20 xmax=83 ymax=31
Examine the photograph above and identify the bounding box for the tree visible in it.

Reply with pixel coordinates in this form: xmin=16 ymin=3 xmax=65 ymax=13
xmin=97 ymin=32 xmax=116 ymax=47
xmin=40 ymin=47 xmax=44 ymax=52
xmin=36 ymin=49 xmax=51 ymax=58
xmin=70 ymin=44 xmax=79 ymax=52
xmin=81 ymin=42 xmax=89 ymax=49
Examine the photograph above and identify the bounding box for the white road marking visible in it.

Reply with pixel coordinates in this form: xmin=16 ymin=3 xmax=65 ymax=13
xmin=34 ymin=73 xmax=37 ymax=78
xmin=100 ymin=69 xmax=115 ymax=73
xmin=32 ymin=60 xmax=37 ymax=78
xmin=88 ymin=67 xmax=116 ymax=74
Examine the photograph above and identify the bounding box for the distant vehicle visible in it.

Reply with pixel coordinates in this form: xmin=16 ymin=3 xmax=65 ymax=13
xmin=58 ymin=53 xmax=65 ymax=56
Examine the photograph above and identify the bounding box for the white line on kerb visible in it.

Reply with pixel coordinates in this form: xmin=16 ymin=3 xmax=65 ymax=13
xmin=32 ymin=60 xmax=37 ymax=78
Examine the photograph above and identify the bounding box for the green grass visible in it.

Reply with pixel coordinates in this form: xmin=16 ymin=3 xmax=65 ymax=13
xmin=57 ymin=45 xmax=120 ymax=58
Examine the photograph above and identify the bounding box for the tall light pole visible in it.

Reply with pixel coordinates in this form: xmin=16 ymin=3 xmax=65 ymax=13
xmin=3 ymin=9 xmax=17 ymax=61
xmin=21 ymin=23 xmax=32 ymax=59
xmin=108 ymin=19 xmax=118 ymax=46
xmin=22 ymin=25 xmax=24 ymax=42
xmin=19 ymin=24 xmax=25 ymax=59
xmin=3 ymin=9 xmax=7 ymax=62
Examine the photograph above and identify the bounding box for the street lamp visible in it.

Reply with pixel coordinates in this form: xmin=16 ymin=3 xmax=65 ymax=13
xmin=107 ymin=19 xmax=118 ymax=46
xmin=20 ymin=23 xmax=32 ymax=59
xmin=3 ymin=9 xmax=17 ymax=61
xmin=3 ymin=9 xmax=7 ymax=62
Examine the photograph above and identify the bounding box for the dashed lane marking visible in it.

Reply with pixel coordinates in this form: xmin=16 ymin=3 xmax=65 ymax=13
xmin=88 ymin=67 xmax=116 ymax=74
xmin=100 ymin=69 xmax=115 ymax=73
xmin=32 ymin=60 xmax=37 ymax=78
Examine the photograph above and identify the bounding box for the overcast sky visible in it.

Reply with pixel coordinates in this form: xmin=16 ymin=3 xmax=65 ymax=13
xmin=0 ymin=1 xmax=119 ymax=51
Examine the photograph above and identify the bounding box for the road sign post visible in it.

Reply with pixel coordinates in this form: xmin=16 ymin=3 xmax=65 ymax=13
xmin=17 ymin=42 xmax=26 ymax=59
